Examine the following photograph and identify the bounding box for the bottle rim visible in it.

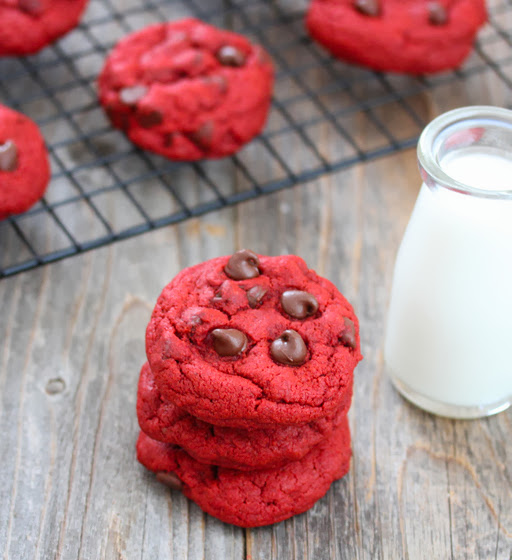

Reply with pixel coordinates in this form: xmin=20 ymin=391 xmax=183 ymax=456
xmin=417 ymin=105 xmax=512 ymax=200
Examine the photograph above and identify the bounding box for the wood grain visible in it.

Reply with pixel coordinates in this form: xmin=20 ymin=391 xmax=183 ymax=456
xmin=1 ymin=148 xmax=511 ymax=558
xmin=1 ymin=0 xmax=512 ymax=558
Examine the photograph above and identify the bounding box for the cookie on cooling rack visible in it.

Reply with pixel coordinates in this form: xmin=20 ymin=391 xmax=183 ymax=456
xmin=0 ymin=0 xmax=89 ymax=56
xmin=0 ymin=104 xmax=50 ymax=220
xmin=136 ymin=414 xmax=351 ymax=528
xmin=98 ymin=18 xmax=274 ymax=161
xmin=306 ymin=0 xmax=487 ymax=74
xmin=145 ymin=250 xmax=362 ymax=428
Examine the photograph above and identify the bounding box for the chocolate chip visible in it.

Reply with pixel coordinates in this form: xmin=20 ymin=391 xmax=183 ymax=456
xmin=247 ymin=285 xmax=267 ymax=308
xmin=428 ymin=1 xmax=448 ymax=24
xmin=136 ymin=109 xmax=163 ymax=128
xmin=281 ymin=290 xmax=318 ymax=319
xmin=187 ymin=121 xmax=214 ymax=149
xmin=339 ymin=318 xmax=357 ymax=349
xmin=0 ymin=140 xmax=19 ymax=172
xmin=354 ymin=0 xmax=380 ymax=16
xmin=106 ymin=106 xmax=130 ymax=131
xmin=217 ymin=45 xmax=246 ymax=67
xmin=271 ymin=330 xmax=307 ymax=366
xmin=118 ymin=113 xmax=131 ymax=132
xmin=156 ymin=472 xmax=183 ymax=491
xmin=163 ymin=132 xmax=176 ymax=147
xmin=119 ymin=85 xmax=148 ymax=105
xmin=18 ymin=0 xmax=43 ymax=15
xmin=211 ymin=328 xmax=248 ymax=357
xmin=224 ymin=250 xmax=260 ymax=280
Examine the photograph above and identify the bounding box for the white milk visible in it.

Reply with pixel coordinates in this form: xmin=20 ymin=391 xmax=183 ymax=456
xmin=385 ymin=148 xmax=512 ymax=414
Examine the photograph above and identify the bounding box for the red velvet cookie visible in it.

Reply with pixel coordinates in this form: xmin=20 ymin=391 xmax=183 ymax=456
xmin=146 ymin=250 xmax=362 ymax=428
xmin=306 ymin=0 xmax=487 ymax=74
xmin=0 ymin=104 xmax=50 ymax=219
xmin=136 ymin=415 xmax=351 ymax=527
xmin=98 ymin=18 xmax=274 ymax=161
xmin=137 ymin=361 xmax=352 ymax=470
xmin=0 ymin=0 xmax=89 ymax=56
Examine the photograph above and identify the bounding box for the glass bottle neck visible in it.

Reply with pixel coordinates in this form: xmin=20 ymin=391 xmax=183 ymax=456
xmin=417 ymin=106 xmax=512 ymax=200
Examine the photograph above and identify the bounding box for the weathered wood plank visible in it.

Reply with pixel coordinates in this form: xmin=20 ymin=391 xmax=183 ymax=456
xmin=1 ymin=0 xmax=512 ymax=558
xmin=1 ymin=154 xmax=511 ymax=558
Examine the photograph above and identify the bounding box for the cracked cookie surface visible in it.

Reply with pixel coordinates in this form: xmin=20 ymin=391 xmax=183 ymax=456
xmin=98 ymin=18 xmax=274 ymax=160
xmin=145 ymin=252 xmax=362 ymax=428
xmin=0 ymin=0 xmax=89 ymax=55
xmin=0 ymin=104 xmax=50 ymax=219
xmin=136 ymin=414 xmax=351 ymax=527
xmin=306 ymin=0 xmax=486 ymax=74
xmin=137 ymin=361 xmax=352 ymax=470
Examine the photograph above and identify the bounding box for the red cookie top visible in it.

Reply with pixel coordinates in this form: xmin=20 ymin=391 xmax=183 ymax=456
xmin=146 ymin=251 xmax=362 ymax=428
xmin=136 ymin=415 xmax=351 ymax=527
xmin=0 ymin=104 xmax=50 ymax=220
xmin=307 ymin=0 xmax=487 ymax=74
xmin=0 ymin=0 xmax=89 ymax=56
xmin=98 ymin=18 xmax=274 ymax=160
xmin=137 ymin=361 xmax=352 ymax=470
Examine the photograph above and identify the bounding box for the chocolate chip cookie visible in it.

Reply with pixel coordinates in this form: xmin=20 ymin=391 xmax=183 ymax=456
xmin=98 ymin=18 xmax=274 ymax=160
xmin=0 ymin=0 xmax=89 ymax=56
xmin=306 ymin=0 xmax=486 ymax=74
xmin=136 ymin=414 xmax=352 ymax=527
xmin=0 ymin=104 xmax=50 ymax=219
xmin=145 ymin=250 xmax=362 ymax=428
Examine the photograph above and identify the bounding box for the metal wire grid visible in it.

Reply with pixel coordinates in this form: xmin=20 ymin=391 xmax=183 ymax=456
xmin=0 ymin=0 xmax=511 ymax=278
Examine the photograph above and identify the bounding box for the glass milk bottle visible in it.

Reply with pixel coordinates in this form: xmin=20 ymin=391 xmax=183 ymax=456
xmin=385 ymin=106 xmax=512 ymax=419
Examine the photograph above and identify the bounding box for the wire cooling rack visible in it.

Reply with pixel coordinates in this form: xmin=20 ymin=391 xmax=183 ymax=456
xmin=1 ymin=0 xmax=511 ymax=277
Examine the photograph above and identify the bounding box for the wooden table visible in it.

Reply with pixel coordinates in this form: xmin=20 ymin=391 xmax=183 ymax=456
xmin=1 ymin=2 xmax=511 ymax=559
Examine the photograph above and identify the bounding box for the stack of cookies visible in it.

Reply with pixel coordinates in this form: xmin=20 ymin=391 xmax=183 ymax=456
xmin=136 ymin=250 xmax=362 ymax=527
